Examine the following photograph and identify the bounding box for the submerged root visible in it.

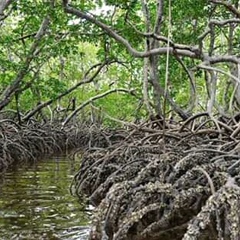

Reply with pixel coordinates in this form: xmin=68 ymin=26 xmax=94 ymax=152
xmin=72 ymin=115 xmax=240 ymax=240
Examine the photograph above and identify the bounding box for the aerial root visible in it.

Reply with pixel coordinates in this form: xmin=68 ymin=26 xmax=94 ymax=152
xmin=0 ymin=122 xmax=110 ymax=171
xmin=72 ymin=115 xmax=240 ymax=240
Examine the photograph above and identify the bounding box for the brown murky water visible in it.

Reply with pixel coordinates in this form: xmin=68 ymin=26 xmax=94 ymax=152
xmin=0 ymin=156 xmax=90 ymax=240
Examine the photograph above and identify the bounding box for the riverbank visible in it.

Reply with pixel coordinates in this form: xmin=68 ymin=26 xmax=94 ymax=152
xmin=0 ymin=120 xmax=109 ymax=172
xmin=71 ymin=114 xmax=240 ymax=240
xmin=2 ymin=114 xmax=240 ymax=239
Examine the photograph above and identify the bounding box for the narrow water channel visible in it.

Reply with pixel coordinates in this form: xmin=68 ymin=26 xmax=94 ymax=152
xmin=0 ymin=156 xmax=90 ymax=240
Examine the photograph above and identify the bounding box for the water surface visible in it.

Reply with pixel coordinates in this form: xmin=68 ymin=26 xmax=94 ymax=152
xmin=0 ymin=156 xmax=89 ymax=240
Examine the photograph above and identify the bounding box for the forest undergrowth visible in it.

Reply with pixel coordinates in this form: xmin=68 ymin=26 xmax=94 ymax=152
xmin=71 ymin=112 xmax=240 ymax=240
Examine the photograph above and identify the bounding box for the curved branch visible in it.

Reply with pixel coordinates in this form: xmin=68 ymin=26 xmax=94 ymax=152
xmin=62 ymin=88 xmax=136 ymax=127
xmin=22 ymin=60 xmax=112 ymax=122
xmin=0 ymin=16 xmax=50 ymax=111
xmin=198 ymin=64 xmax=240 ymax=84
xmin=126 ymin=19 xmax=198 ymax=53
xmin=210 ymin=18 xmax=240 ymax=26
xmin=210 ymin=0 xmax=240 ymax=18
xmin=179 ymin=112 xmax=209 ymax=132
xmin=62 ymin=1 xmax=201 ymax=59
xmin=206 ymin=55 xmax=240 ymax=65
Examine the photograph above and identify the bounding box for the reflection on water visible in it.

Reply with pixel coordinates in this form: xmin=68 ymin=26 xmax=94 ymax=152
xmin=0 ymin=156 xmax=90 ymax=240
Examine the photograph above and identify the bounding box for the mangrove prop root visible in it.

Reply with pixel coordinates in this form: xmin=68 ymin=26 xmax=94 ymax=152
xmin=72 ymin=115 xmax=240 ymax=240
xmin=0 ymin=122 xmax=111 ymax=171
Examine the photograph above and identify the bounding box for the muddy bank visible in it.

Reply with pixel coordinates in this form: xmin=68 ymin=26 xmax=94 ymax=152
xmin=71 ymin=114 xmax=240 ymax=240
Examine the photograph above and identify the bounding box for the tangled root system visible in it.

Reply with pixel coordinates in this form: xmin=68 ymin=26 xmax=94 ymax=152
xmin=0 ymin=120 xmax=108 ymax=172
xmin=72 ymin=114 xmax=240 ymax=240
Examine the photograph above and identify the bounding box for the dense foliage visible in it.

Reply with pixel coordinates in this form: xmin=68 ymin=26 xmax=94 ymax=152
xmin=1 ymin=0 xmax=240 ymax=125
